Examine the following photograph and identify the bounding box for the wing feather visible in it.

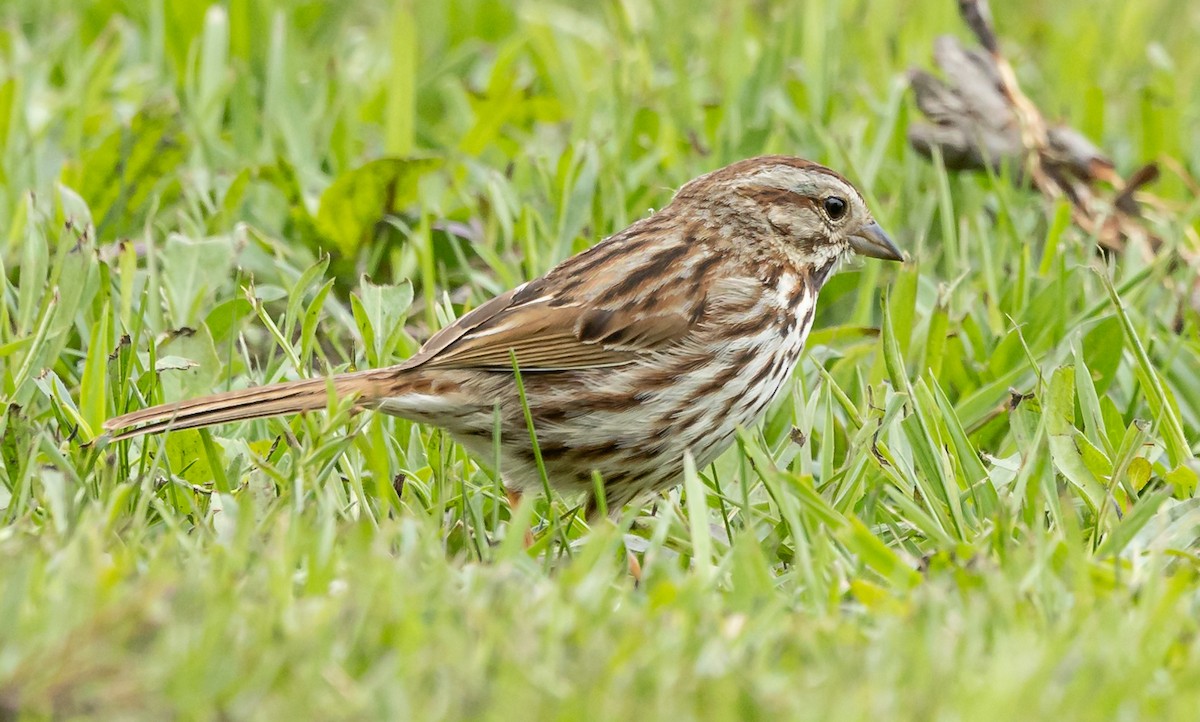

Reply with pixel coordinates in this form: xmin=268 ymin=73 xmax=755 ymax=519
xmin=400 ymin=286 xmax=700 ymax=372
xmin=397 ymin=239 xmax=751 ymax=373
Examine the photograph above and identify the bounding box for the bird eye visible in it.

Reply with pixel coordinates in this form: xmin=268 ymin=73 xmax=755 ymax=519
xmin=823 ymin=196 xmax=848 ymax=221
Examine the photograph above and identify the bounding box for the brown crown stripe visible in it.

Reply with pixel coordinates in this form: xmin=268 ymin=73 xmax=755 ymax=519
xmin=699 ymin=155 xmax=854 ymax=189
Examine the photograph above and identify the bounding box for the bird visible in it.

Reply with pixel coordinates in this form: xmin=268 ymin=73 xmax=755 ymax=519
xmin=104 ymin=156 xmax=902 ymax=515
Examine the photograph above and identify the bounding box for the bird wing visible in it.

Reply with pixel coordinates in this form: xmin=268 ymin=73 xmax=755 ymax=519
xmin=401 ymin=278 xmax=702 ymax=372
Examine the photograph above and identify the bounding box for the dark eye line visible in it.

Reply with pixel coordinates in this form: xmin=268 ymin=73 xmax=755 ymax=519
xmin=741 ymin=186 xmax=819 ymax=212
xmin=740 ymin=186 xmax=849 ymax=231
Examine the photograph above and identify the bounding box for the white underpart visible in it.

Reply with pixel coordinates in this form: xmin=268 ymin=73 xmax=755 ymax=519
xmin=679 ymin=272 xmax=812 ymax=465
xmin=374 ymin=393 xmax=464 ymax=421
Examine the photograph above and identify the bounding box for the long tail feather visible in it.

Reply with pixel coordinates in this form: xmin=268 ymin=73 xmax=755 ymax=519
xmin=103 ymin=368 xmax=400 ymax=441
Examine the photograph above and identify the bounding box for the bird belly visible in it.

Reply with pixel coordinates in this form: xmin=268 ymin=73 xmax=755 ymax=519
xmin=373 ymin=293 xmax=813 ymax=508
xmin=497 ymin=317 xmax=810 ymax=505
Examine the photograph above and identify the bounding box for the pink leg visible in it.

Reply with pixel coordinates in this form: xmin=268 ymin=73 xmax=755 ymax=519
xmin=506 ymin=487 xmax=535 ymax=549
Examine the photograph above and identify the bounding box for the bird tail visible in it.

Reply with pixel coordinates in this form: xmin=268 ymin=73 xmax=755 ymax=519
xmin=103 ymin=368 xmax=402 ymax=441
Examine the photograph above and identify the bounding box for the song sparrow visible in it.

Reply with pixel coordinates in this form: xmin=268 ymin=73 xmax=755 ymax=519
xmin=106 ymin=156 xmax=902 ymax=512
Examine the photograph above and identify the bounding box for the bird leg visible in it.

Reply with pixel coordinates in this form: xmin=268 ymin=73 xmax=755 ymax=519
xmin=506 ymin=486 xmax=535 ymax=549
xmin=585 ymin=491 xmax=643 ymax=583
xmin=510 ymin=486 xmax=640 ymax=581
xmin=626 ymin=549 xmax=643 ymax=583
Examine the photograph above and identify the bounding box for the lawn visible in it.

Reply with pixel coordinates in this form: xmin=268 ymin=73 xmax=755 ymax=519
xmin=2 ymin=0 xmax=1199 ymax=719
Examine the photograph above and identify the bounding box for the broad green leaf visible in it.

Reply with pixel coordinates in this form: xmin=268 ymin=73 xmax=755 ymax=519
xmin=1038 ymin=199 xmax=1072 ymax=275
xmin=204 ymin=298 xmax=254 ymax=344
xmin=155 ymin=326 xmax=221 ymax=403
xmin=0 ymin=78 xmax=13 ymax=156
xmin=1045 ymin=366 xmax=1106 ymax=511
xmin=727 ymin=531 xmax=777 ymax=607
xmin=47 ymin=228 xmax=100 ymax=338
xmin=160 ymin=233 xmax=237 ymax=328
xmin=350 ymin=275 xmax=414 ymax=367
xmin=165 ymin=429 xmax=227 ymax=488
xmin=930 ymin=376 xmax=997 ymax=514
xmin=59 ymin=104 xmax=189 ymax=237
xmin=1165 ymin=464 xmax=1199 ymax=499
xmin=16 ymin=204 xmax=48 ymax=336
xmin=922 ymin=294 xmax=949 ymax=378
xmin=1081 ymin=315 xmax=1123 ymax=395
xmin=78 ymin=306 xmax=110 ymax=438
xmin=1128 ymin=458 xmax=1152 ymax=491
xmin=54 ymin=183 xmax=93 ymax=230
xmin=838 ymin=517 xmax=922 ymax=589
xmin=315 ymin=157 xmax=438 ymax=255
xmin=554 ymin=146 xmax=599 ymax=260
xmin=889 ymin=261 xmax=918 ymax=360
xmin=804 ymin=324 xmax=879 ymax=349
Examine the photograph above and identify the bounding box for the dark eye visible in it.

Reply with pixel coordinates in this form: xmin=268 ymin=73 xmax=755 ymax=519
xmin=823 ymin=196 xmax=848 ymax=221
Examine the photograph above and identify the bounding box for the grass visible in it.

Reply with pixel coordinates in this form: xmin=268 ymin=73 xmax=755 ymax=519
xmin=2 ymin=0 xmax=1199 ymax=719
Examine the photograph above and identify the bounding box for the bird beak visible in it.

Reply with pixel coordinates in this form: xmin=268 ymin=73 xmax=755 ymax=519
xmin=848 ymin=222 xmax=903 ymax=262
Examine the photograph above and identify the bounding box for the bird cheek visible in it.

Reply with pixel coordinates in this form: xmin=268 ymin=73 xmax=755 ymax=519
xmin=764 ymin=205 xmax=806 ymax=239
